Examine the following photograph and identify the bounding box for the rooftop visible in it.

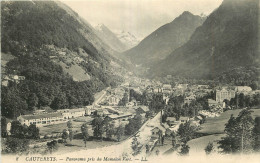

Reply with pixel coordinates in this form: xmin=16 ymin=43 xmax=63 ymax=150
xmin=57 ymin=108 xmax=86 ymax=113
xmin=208 ymin=99 xmax=219 ymax=104
xmin=19 ymin=112 xmax=63 ymax=120
xmin=179 ymin=117 xmax=189 ymax=121
xmin=166 ymin=117 xmax=176 ymax=122
xmin=151 ymin=127 xmax=161 ymax=132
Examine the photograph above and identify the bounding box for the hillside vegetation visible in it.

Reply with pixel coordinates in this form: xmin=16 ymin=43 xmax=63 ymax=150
xmin=1 ymin=1 xmax=123 ymax=119
xmin=150 ymin=0 xmax=259 ymax=85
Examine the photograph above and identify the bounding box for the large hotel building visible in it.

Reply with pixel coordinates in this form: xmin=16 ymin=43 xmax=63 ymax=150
xmin=216 ymin=88 xmax=236 ymax=102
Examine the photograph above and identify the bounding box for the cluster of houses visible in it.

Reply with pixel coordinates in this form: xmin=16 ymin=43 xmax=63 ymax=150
xmin=145 ymin=114 xmax=204 ymax=153
xmin=101 ymin=87 xmax=125 ymax=106
xmin=146 ymin=126 xmax=165 ymax=153
xmin=146 ymin=83 xmax=211 ymax=99
xmin=207 ymin=86 xmax=253 ymax=109
xmin=163 ymin=116 xmax=202 ymax=132
xmin=16 ymin=80 xmax=254 ymax=129
xmin=147 ymin=82 xmax=255 ymax=112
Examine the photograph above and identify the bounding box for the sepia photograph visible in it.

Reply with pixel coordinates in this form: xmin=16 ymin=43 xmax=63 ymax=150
xmin=1 ymin=0 xmax=260 ymax=162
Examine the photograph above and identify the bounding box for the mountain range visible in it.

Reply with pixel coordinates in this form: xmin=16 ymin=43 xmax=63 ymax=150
xmin=1 ymin=0 xmax=259 ymax=119
xmin=1 ymin=1 xmax=127 ymax=82
xmin=149 ymin=0 xmax=259 ymax=82
xmin=1 ymin=1 xmax=127 ymax=118
xmin=95 ymin=24 xmax=128 ymax=52
xmin=123 ymin=11 xmax=205 ymax=66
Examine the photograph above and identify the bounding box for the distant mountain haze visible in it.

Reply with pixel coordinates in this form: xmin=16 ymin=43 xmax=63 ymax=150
xmin=63 ymin=0 xmax=223 ymax=40
xmin=55 ymin=1 xmax=117 ymax=57
xmin=123 ymin=11 xmax=205 ymax=65
xmin=114 ymin=30 xmax=140 ymax=50
xmin=150 ymin=0 xmax=259 ymax=80
xmin=95 ymin=24 xmax=128 ymax=52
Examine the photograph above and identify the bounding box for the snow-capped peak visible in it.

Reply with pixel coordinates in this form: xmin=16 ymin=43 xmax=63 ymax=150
xmin=114 ymin=30 xmax=140 ymax=49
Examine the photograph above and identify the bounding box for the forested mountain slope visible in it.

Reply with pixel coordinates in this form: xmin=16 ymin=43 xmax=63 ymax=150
xmin=151 ymin=0 xmax=259 ymax=85
xmin=1 ymin=1 xmax=125 ymax=119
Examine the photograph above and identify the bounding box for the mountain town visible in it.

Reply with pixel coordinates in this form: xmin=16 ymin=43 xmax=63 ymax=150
xmin=1 ymin=0 xmax=260 ymax=162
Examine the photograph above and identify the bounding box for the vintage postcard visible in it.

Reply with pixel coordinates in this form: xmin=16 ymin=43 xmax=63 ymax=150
xmin=1 ymin=0 xmax=260 ymax=163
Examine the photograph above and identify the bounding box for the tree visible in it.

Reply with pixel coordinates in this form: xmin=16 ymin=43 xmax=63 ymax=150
xmin=218 ymin=114 xmax=240 ymax=153
xmin=249 ymin=82 xmax=258 ymax=90
xmin=218 ymin=109 xmax=255 ymax=154
xmin=68 ymin=129 xmax=74 ymax=142
xmin=67 ymin=120 xmax=73 ymax=129
xmin=103 ymin=117 xmax=115 ymax=139
xmin=81 ymin=123 xmax=89 ymax=147
xmin=38 ymin=92 xmax=52 ymax=107
xmin=149 ymin=94 xmax=165 ymax=113
xmin=158 ymin=130 xmax=163 ymax=145
xmin=171 ymin=132 xmax=177 ymax=148
xmin=177 ymin=122 xmax=196 ymax=143
xmin=10 ymin=121 xmax=26 ymax=138
xmin=28 ymin=124 xmax=40 ymax=139
xmin=129 ymin=89 xmax=142 ymax=102
xmin=28 ymin=93 xmax=38 ymax=110
xmin=5 ymin=137 xmax=29 ymax=154
xmin=237 ymin=109 xmax=254 ymax=153
xmin=62 ymin=129 xmax=69 ymax=143
xmin=118 ymin=92 xmax=128 ymax=106
xmin=140 ymin=91 xmax=148 ymax=105
xmin=125 ymin=119 xmax=136 ymax=135
xmin=146 ymin=144 xmax=150 ymax=153
xmin=91 ymin=117 xmax=104 ymax=140
xmin=1 ymin=117 xmax=8 ymax=137
xmin=1 ymin=88 xmax=28 ymax=118
xmin=131 ymin=136 xmax=142 ymax=156
xmin=50 ymin=93 xmax=68 ymax=110
xmin=205 ymin=142 xmax=214 ymax=155
xmin=106 ymin=124 xmax=115 ymax=139
xmin=125 ymin=114 xmax=142 ymax=135
xmin=115 ymin=125 xmax=125 ymax=142
xmin=223 ymin=99 xmax=230 ymax=108
xmin=155 ymin=149 xmax=160 ymax=155
xmin=179 ymin=143 xmax=190 ymax=156
xmin=145 ymin=111 xmax=153 ymax=119
xmin=164 ymin=104 xmax=181 ymax=121
xmin=252 ymin=117 xmax=260 ymax=152
xmin=135 ymin=107 xmax=145 ymax=115
xmin=47 ymin=140 xmax=58 ymax=154
xmin=238 ymin=93 xmax=246 ymax=108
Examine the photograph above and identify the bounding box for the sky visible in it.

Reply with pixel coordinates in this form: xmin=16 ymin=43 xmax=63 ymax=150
xmin=63 ymin=0 xmax=223 ymax=39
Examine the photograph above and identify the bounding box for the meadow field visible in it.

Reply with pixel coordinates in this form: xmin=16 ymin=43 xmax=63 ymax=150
xmin=187 ymin=109 xmax=260 ymax=154
xmin=197 ymin=109 xmax=260 ymax=134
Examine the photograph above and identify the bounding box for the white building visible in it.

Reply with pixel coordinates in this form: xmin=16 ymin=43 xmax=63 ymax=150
xmin=162 ymin=84 xmax=172 ymax=94
xmin=7 ymin=121 xmax=11 ymax=135
xmin=57 ymin=108 xmax=86 ymax=119
xmin=108 ymin=95 xmax=120 ymax=106
xmin=235 ymin=86 xmax=252 ymax=94
xmin=17 ymin=112 xmax=64 ymax=127
xmin=216 ymin=88 xmax=236 ymax=102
